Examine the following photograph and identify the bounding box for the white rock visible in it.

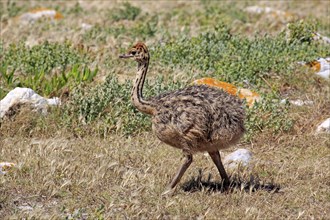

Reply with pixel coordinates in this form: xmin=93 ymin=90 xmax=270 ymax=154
xmin=316 ymin=118 xmax=330 ymax=133
xmin=18 ymin=8 xmax=63 ymax=24
xmin=81 ymin=23 xmax=93 ymax=30
xmin=244 ymin=5 xmax=290 ymax=17
xmin=312 ymin=57 xmax=330 ymax=79
xmin=316 ymin=57 xmax=330 ymax=71
xmin=223 ymin=149 xmax=252 ymax=169
xmin=20 ymin=10 xmax=56 ymax=22
xmin=313 ymin=32 xmax=330 ymax=44
xmin=299 ymin=57 xmax=330 ymax=80
xmin=18 ymin=205 xmax=33 ymax=211
xmin=290 ymin=100 xmax=314 ymax=106
xmin=316 ymin=70 xmax=330 ymax=79
xmin=0 ymin=87 xmax=60 ymax=118
xmin=280 ymin=99 xmax=314 ymax=106
xmin=244 ymin=6 xmax=273 ymax=14
xmin=0 ymin=162 xmax=16 ymax=175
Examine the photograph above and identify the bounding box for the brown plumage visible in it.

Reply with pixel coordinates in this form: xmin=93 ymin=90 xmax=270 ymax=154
xmin=119 ymin=42 xmax=245 ymax=193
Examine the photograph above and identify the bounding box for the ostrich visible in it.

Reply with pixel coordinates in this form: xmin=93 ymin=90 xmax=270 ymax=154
xmin=119 ymin=42 xmax=245 ymax=194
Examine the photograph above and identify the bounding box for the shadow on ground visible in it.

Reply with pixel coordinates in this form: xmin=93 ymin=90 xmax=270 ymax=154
xmin=181 ymin=170 xmax=280 ymax=193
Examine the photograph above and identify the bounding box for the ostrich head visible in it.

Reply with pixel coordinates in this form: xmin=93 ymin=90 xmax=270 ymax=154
xmin=119 ymin=42 xmax=149 ymax=64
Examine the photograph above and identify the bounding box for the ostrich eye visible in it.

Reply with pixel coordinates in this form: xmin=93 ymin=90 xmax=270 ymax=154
xmin=131 ymin=51 xmax=137 ymax=55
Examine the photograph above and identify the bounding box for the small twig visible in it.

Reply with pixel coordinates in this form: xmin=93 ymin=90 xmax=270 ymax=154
xmin=261 ymin=76 xmax=272 ymax=89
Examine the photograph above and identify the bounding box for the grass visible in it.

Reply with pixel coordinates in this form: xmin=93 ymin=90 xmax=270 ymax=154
xmin=0 ymin=41 xmax=97 ymax=98
xmin=1 ymin=0 xmax=330 ymax=219
xmin=1 ymin=133 xmax=329 ymax=219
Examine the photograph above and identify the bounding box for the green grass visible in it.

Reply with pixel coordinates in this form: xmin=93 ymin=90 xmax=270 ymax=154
xmin=153 ymin=22 xmax=329 ymax=86
xmin=62 ymin=74 xmax=183 ymax=136
xmin=1 ymin=41 xmax=86 ymax=74
xmin=0 ymin=0 xmax=26 ymax=19
xmin=0 ymin=41 xmax=97 ymax=98
xmin=108 ymin=2 xmax=141 ymax=22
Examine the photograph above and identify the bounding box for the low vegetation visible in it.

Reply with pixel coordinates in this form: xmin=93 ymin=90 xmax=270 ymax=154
xmin=0 ymin=1 xmax=329 ymax=219
xmin=0 ymin=41 xmax=97 ymax=97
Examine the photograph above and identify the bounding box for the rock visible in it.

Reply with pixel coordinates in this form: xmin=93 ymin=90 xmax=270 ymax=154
xmin=289 ymin=100 xmax=314 ymax=106
xmin=245 ymin=6 xmax=275 ymax=14
xmin=18 ymin=8 xmax=63 ymax=24
xmin=280 ymin=99 xmax=314 ymax=106
xmin=244 ymin=6 xmax=294 ymax=21
xmin=316 ymin=118 xmax=330 ymax=133
xmin=192 ymin=78 xmax=261 ymax=107
xmin=223 ymin=149 xmax=252 ymax=169
xmin=18 ymin=204 xmax=33 ymax=212
xmin=0 ymin=87 xmax=60 ymax=119
xmin=312 ymin=58 xmax=330 ymax=80
xmin=313 ymin=32 xmax=330 ymax=44
xmin=81 ymin=23 xmax=93 ymax=30
xmin=316 ymin=69 xmax=330 ymax=79
xmin=299 ymin=57 xmax=330 ymax=80
xmin=0 ymin=162 xmax=16 ymax=175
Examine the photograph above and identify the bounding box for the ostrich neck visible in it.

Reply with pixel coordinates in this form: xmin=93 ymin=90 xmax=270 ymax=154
xmin=131 ymin=60 xmax=155 ymax=115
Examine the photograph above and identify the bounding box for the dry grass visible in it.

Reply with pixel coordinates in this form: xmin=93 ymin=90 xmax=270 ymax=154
xmin=1 ymin=131 xmax=329 ymax=219
xmin=1 ymin=0 xmax=330 ymax=219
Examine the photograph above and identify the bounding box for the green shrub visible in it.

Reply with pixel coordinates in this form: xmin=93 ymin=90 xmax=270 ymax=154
xmin=0 ymin=41 xmax=96 ymax=98
xmin=153 ymin=22 xmax=330 ymax=86
xmin=1 ymin=41 xmax=86 ymax=75
xmin=0 ymin=65 xmax=97 ymax=99
xmin=245 ymin=94 xmax=293 ymax=140
xmin=65 ymin=74 xmax=183 ymax=135
xmin=0 ymin=0 xmax=25 ymax=19
xmin=67 ymin=2 xmax=84 ymax=15
xmin=83 ymin=15 xmax=158 ymax=43
xmin=109 ymin=2 xmax=141 ymax=22
xmin=286 ymin=20 xmax=316 ymax=44
xmin=199 ymin=1 xmax=249 ymax=27
xmin=64 ymin=74 xmax=292 ymax=138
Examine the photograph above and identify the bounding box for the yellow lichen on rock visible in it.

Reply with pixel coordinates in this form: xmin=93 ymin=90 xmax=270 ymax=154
xmin=192 ymin=78 xmax=261 ymax=107
xmin=0 ymin=162 xmax=16 ymax=175
xmin=17 ymin=8 xmax=63 ymax=23
xmin=303 ymin=57 xmax=330 ymax=79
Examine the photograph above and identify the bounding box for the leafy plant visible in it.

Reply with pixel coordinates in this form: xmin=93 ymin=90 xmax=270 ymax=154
xmin=153 ymin=21 xmax=330 ymax=86
xmin=245 ymin=94 xmax=293 ymax=140
xmin=67 ymin=2 xmax=84 ymax=15
xmin=0 ymin=64 xmax=17 ymax=87
xmin=0 ymin=41 xmax=95 ymax=98
xmin=65 ymin=74 xmax=183 ymax=135
xmin=286 ymin=20 xmax=316 ymax=44
xmin=109 ymin=2 xmax=141 ymax=21
xmin=199 ymin=0 xmax=248 ymax=26
xmin=83 ymin=15 xmax=158 ymax=43
xmin=64 ymin=73 xmax=293 ymax=139
xmin=0 ymin=63 xmax=20 ymax=98
xmin=16 ymin=65 xmax=98 ymax=97
xmin=0 ymin=0 xmax=25 ymax=19
xmin=1 ymin=41 xmax=86 ymax=75
xmin=68 ymin=64 xmax=98 ymax=83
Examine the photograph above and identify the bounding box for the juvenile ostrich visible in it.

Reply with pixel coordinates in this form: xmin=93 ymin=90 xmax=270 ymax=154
xmin=119 ymin=42 xmax=245 ymax=193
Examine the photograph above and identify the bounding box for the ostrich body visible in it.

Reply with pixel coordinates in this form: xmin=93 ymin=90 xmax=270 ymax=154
xmin=119 ymin=42 xmax=245 ymax=192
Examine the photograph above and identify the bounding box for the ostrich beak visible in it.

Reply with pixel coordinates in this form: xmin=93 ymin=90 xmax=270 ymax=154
xmin=119 ymin=54 xmax=134 ymax=59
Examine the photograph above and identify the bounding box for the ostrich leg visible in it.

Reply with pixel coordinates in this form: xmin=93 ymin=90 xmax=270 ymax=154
xmin=208 ymin=151 xmax=230 ymax=185
xmin=162 ymin=154 xmax=192 ymax=196
xmin=169 ymin=154 xmax=193 ymax=189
